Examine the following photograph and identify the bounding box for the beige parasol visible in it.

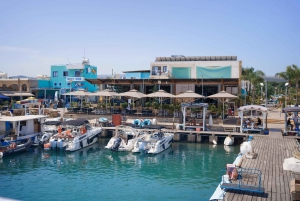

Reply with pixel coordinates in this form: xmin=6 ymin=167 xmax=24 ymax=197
xmin=116 ymin=89 xmax=146 ymax=109
xmin=207 ymin=91 xmax=238 ymax=119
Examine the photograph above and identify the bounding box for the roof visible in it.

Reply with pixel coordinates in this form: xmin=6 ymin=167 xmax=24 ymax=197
xmin=1 ymin=92 xmax=34 ymax=97
xmin=122 ymin=70 xmax=150 ymax=73
xmin=0 ymin=115 xmax=46 ymax=122
xmin=155 ymin=56 xmax=237 ymax=62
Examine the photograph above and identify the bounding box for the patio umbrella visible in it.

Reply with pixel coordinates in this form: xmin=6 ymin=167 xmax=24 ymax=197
xmin=62 ymin=89 xmax=93 ymax=110
xmin=92 ymin=89 xmax=118 ymax=109
xmin=207 ymin=91 xmax=238 ymax=119
xmin=116 ymin=89 xmax=146 ymax=109
xmin=175 ymin=90 xmax=204 ymax=98
xmin=147 ymin=90 xmax=175 ymax=111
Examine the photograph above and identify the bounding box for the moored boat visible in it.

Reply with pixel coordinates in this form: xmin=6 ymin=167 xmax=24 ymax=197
xmin=105 ymin=125 xmax=147 ymax=152
xmin=0 ymin=138 xmax=33 ymax=158
xmin=132 ymin=125 xmax=174 ymax=154
xmin=49 ymin=119 xmax=102 ymax=151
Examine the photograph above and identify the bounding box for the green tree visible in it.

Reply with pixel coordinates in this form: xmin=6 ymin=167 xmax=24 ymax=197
xmin=276 ymin=64 xmax=300 ymax=104
xmin=241 ymin=67 xmax=265 ymax=104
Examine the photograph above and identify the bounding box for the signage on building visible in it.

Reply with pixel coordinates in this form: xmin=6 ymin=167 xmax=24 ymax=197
xmin=66 ymin=77 xmax=85 ymax=82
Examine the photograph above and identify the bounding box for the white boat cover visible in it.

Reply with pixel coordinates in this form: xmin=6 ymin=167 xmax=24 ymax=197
xmin=283 ymin=157 xmax=300 ymax=172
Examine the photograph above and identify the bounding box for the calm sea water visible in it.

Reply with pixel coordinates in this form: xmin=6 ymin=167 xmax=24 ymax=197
xmin=0 ymin=139 xmax=239 ymax=201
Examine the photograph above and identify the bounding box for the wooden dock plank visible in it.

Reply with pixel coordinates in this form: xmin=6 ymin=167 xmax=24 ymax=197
xmin=224 ymin=137 xmax=297 ymax=201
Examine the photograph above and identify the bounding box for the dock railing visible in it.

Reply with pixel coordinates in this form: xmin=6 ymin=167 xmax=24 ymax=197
xmin=220 ymin=167 xmax=264 ymax=193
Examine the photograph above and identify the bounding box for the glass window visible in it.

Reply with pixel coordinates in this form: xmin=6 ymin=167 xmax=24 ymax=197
xmin=63 ymin=71 xmax=68 ymax=76
xmin=75 ymin=71 xmax=81 ymax=77
xmin=54 ymin=83 xmax=57 ymax=86
xmin=163 ymin=66 xmax=167 ymax=72
xmin=53 ymin=71 xmax=58 ymax=77
xmin=59 ymin=83 xmax=61 ymax=86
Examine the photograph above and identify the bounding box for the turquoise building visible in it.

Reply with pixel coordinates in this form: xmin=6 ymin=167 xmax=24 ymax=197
xmin=33 ymin=58 xmax=98 ymax=100
xmin=123 ymin=70 xmax=150 ymax=79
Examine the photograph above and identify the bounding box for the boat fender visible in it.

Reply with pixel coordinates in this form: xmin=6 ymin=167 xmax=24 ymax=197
xmin=80 ymin=127 xmax=87 ymax=135
xmin=133 ymin=119 xmax=141 ymax=126
xmin=0 ymin=152 xmax=3 ymax=158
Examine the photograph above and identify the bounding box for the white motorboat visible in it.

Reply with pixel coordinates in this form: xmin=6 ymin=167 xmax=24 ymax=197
xmin=132 ymin=125 xmax=174 ymax=154
xmin=48 ymin=119 xmax=102 ymax=151
xmin=0 ymin=115 xmax=46 ymax=145
xmin=39 ymin=121 xmax=61 ymax=147
xmin=105 ymin=125 xmax=147 ymax=152
xmin=224 ymin=136 xmax=234 ymax=146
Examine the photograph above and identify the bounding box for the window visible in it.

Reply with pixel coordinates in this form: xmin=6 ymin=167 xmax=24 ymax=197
xmin=75 ymin=71 xmax=81 ymax=77
xmin=68 ymin=83 xmax=70 ymax=86
xmin=54 ymin=83 xmax=57 ymax=86
xmin=163 ymin=66 xmax=167 ymax=73
xmin=63 ymin=71 xmax=68 ymax=76
xmin=53 ymin=71 xmax=58 ymax=77
xmin=59 ymin=83 xmax=61 ymax=86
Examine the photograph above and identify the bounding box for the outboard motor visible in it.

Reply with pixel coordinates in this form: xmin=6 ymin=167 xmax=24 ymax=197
xmin=111 ymin=137 xmax=122 ymax=152
xmin=39 ymin=133 xmax=51 ymax=146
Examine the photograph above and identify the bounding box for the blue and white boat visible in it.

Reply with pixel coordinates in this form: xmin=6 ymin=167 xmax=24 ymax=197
xmin=0 ymin=114 xmax=46 ymax=145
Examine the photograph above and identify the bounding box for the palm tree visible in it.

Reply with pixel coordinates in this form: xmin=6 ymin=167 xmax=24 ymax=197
xmin=241 ymin=67 xmax=265 ymax=104
xmin=276 ymin=64 xmax=300 ymax=104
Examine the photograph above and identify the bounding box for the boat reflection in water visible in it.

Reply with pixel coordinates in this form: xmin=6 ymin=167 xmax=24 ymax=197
xmin=224 ymin=145 xmax=235 ymax=152
xmin=42 ymin=142 xmax=102 ymax=167
xmin=104 ymin=146 xmax=173 ymax=167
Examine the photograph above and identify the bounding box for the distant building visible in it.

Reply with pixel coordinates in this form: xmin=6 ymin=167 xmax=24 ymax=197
xmin=31 ymin=58 xmax=98 ymax=100
xmin=122 ymin=70 xmax=150 ymax=79
xmin=87 ymin=55 xmax=241 ymax=98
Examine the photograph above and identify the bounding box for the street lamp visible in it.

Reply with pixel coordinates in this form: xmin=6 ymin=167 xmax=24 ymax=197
xmin=285 ymin=82 xmax=289 ymax=107
xmin=274 ymin=87 xmax=277 ymax=103
xmin=260 ymin=83 xmax=264 ymax=102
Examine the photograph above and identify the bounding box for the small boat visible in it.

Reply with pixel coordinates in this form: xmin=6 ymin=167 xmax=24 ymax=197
xmin=0 ymin=139 xmax=33 ymax=158
xmin=0 ymin=115 xmax=46 ymax=145
xmin=224 ymin=136 xmax=234 ymax=146
xmin=39 ymin=121 xmax=61 ymax=146
xmin=49 ymin=119 xmax=102 ymax=151
xmin=105 ymin=125 xmax=147 ymax=152
xmin=132 ymin=125 xmax=174 ymax=154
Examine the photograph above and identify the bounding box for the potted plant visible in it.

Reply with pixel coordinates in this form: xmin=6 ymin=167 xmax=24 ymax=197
xmin=120 ymin=102 xmax=128 ymax=111
xmin=145 ymin=102 xmax=151 ymax=109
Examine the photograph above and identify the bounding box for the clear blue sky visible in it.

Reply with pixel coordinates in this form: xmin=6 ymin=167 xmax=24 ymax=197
xmin=1 ymin=0 xmax=299 ymax=77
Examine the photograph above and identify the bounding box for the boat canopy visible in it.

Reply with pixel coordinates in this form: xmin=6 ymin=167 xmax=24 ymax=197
xmin=238 ymin=105 xmax=268 ymax=112
xmin=237 ymin=105 xmax=268 ymax=133
xmin=60 ymin=119 xmax=89 ymax=126
xmin=43 ymin=121 xmax=61 ymax=126
xmin=142 ymin=125 xmax=166 ymax=130
xmin=282 ymin=107 xmax=300 ymax=113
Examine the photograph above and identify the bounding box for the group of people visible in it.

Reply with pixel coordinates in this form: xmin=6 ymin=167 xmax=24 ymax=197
xmin=243 ymin=117 xmax=262 ymax=128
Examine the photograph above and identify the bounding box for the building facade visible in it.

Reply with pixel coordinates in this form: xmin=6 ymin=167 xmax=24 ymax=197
xmin=31 ymin=58 xmax=98 ymax=100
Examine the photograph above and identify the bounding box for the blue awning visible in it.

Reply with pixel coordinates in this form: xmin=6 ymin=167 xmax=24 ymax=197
xmin=0 ymin=94 xmax=9 ymax=99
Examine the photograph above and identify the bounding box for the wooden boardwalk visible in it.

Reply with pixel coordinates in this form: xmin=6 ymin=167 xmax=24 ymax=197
xmin=225 ymin=137 xmax=299 ymax=201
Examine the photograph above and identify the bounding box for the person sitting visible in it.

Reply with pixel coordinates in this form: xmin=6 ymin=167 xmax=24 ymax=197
xmin=246 ymin=118 xmax=251 ymax=127
xmin=257 ymin=117 xmax=262 ymax=126
xmin=287 ymin=118 xmax=293 ymax=130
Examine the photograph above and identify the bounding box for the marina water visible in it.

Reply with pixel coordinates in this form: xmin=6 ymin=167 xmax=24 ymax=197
xmin=0 ymin=139 xmax=239 ymax=201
